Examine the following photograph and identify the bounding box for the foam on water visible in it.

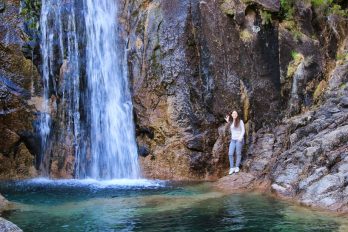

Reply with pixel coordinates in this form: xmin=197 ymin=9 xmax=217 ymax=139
xmin=19 ymin=178 xmax=166 ymax=189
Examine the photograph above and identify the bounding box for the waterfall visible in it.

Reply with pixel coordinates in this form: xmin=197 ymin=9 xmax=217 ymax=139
xmin=39 ymin=0 xmax=81 ymax=177
xmin=84 ymin=0 xmax=139 ymax=179
xmin=39 ymin=0 xmax=140 ymax=179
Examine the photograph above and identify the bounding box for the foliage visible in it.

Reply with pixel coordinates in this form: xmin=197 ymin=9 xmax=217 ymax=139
xmin=311 ymin=0 xmax=333 ymax=8
xmin=240 ymin=29 xmax=253 ymax=42
xmin=330 ymin=4 xmax=348 ymax=17
xmin=279 ymin=0 xmax=295 ymax=20
xmin=339 ymin=83 xmax=347 ymax=89
xmin=287 ymin=51 xmax=304 ymax=78
xmin=282 ymin=20 xmax=296 ymax=30
xmin=292 ymin=29 xmax=303 ymax=42
xmin=280 ymin=0 xmax=347 ymax=21
xmin=260 ymin=10 xmax=272 ymax=25
xmin=336 ymin=52 xmax=348 ymax=60
xmin=291 ymin=51 xmax=304 ymax=62
xmin=20 ymin=0 xmax=41 ymax=32
xmin=221 ymin=0 xmax=235 ymax=16
xmin=311 ymin=0 xmax=348 ymax=17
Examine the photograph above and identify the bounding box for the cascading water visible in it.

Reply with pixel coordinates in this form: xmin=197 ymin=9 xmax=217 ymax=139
xmin=84 ymin=0 xmax=139 ymax=179
xmin=39 ymin=0 xmax=81 ymax=177
xmin=39 ymin=0 xmax=140 ymax=180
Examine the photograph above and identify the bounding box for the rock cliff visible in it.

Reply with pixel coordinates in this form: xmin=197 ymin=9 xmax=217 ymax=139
xmin=0 ymin=0 xmax=41 ymax=179
xmin=124 ymin=0 xmax=282 ymax=179
xmin=123 ymin=0 xmax=347 ymax=182
xmin=122 ymin=0 xmax=348 ymax=212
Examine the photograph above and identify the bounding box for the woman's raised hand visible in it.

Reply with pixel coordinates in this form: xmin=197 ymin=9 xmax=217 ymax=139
xmin=224 ymin=115 xmax=230 ymax=123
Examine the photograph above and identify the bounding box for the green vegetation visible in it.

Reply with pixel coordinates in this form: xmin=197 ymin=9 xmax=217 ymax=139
xmin=336 ymin=52 xmax=348 ymax=61
xmin=240 ymin=29 xmax=253 ymax=42
xmin=311 ymin=0 xmax=348 ymax=17
xmin=279 ymin=0 xmax=347 ymax=43
xmin=260 ymin=10 xmax=272 ymax=25
xmin=311 ymin=0 xmax=333 ymax=8
xmin=20 ymin=0 xmax=41 ymax=31
xmin=336 ymin=52 xmax=348 ymax=65
xmin=313 ymin=80 xmax=327 ymax=100
xmin=339 ymin=83 xmax=347 ymax=89
xmin=287 ymin=51 xmax=304 ymax=78
xmin=292 ymin=29 xmax=303 ymax=42
xmin=221 ymin=0 xmax=235 ymax=16
xmin=279 ymin=0 xmax=296 ymax=20
xmin=291 ymin=51 xmax=302 ymax=61
xmin=282 ymin=20 xmax=302 ymax=41
xmin=330 ymin=4 xmax=348 ymax=17
xmin=280 ymin=0 xmax=347 ymax=21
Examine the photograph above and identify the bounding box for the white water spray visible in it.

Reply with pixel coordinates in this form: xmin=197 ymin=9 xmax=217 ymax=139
xmin=39 ymin=0 xmax=140 ymax=179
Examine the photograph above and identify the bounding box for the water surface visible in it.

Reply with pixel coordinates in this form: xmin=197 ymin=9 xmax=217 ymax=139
xmin=1 ymin=179 xmax=347 ymax=232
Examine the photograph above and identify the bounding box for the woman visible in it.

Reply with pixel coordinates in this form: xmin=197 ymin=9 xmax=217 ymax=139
xmin=225 ymin=111 xmax=245 ymax=175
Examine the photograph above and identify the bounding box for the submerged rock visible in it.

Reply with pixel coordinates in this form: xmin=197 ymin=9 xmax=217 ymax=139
xmin=0 ymin=194 xmax=21 ymax=231
xmin=213 ymin=172 xmax=256 ymax=193
xmin=0 ymin=218 xmax=23 ymax=232
xmin=0 ymin=194 xmax=9 ymax=211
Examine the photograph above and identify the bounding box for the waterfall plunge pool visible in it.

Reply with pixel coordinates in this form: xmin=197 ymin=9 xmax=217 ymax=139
xmin=1 ymin=179 xmax=347 ymax=232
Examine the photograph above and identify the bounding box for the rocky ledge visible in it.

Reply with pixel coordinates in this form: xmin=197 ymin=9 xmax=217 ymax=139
xmin=215 ymin=59 xmax=348 ymax=213
xmin=212 ymin=172 xmax=257 ymax=193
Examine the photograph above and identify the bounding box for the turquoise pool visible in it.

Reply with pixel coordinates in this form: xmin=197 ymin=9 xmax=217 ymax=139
xmin=0 ymin=179 xmax=347 ymax=232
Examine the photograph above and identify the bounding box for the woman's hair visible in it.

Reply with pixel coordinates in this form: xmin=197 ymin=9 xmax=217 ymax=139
xmin=233 ymin=111 xmax=241 ymax=128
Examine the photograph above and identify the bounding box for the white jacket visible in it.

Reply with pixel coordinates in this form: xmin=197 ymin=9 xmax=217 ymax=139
xmin=230 ymin=120 xmax=245 ymax=141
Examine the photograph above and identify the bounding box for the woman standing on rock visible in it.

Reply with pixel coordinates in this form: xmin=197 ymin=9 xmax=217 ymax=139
xmin=225 ymin=111 xmax=245 ymax=175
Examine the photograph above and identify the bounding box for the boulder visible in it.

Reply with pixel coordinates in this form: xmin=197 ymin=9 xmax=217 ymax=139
xmin=0 ymin=218 xmax=23 ymax=232
xmin=213 ymin=172 xmax=256 ymax=193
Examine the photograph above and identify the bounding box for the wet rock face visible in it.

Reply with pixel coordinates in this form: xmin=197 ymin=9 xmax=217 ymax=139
xmin=244 ymin=1 xmax=348 ymax=212
xmin=245 ymin=32 xmax=348 ymax=213
xmin=0 ymin=0 xmax=41 ymax=179
xmin=125 ymin=0 xmax=281 ymax=179
xmin=278 ymin=25 xmax=322 ymax=117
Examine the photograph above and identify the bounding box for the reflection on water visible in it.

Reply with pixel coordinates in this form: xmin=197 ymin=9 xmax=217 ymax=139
xmin=0 ymin=179 xmax=347 ymax=232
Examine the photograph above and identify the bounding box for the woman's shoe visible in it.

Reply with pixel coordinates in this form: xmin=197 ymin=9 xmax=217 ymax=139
xmin=234 ymin=167 xmax=240 ymax=173
xmin=229 ymin=168 xmax=235 ymax=175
